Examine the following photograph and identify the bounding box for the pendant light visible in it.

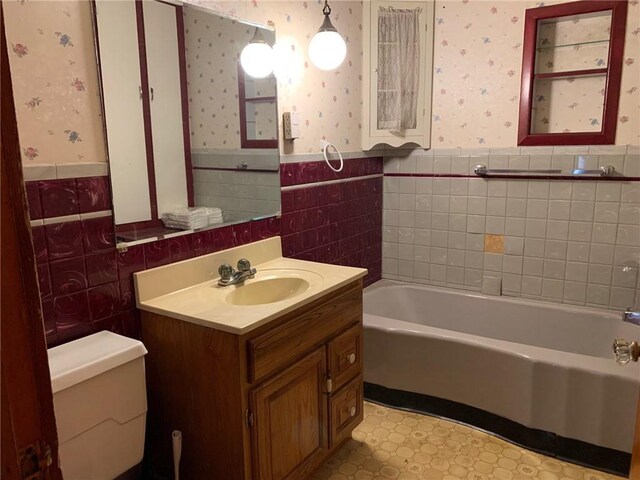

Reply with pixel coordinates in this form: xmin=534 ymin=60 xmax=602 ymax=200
xmin=240 ymin=27 xmax=275 ymax=79
xmin=308 ymin=0 xmax=347 ymax=71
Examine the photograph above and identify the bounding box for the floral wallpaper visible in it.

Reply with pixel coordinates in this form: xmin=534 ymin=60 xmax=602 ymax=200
xmin=429 ymin=0 xmax=640 ymax=147
xmin=4 ymin=0 xmax=107 ymax=165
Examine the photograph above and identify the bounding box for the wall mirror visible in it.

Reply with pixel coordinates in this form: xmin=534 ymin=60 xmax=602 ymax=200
xmin=517 ymin=0 xmax=627 ymax=146
xmin=92 ymin=0 xmax=280 ymax=246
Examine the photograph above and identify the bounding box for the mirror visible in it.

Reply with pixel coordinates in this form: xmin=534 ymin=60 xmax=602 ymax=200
xmin=92 ymin=0 xmax=280 ymax=246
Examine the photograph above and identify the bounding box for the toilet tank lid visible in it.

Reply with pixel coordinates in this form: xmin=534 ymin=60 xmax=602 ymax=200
xmin=48 ymin=331 xmax=147 ymax=394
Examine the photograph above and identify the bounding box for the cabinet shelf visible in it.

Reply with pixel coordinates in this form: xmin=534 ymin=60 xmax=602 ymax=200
xmin=536 ymin=38 xmax=609 ymax=50
xmin=533 ymin=67 xmax=608 ymax=79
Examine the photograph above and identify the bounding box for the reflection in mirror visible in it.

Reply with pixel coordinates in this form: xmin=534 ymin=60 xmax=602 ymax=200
xmin=93 ymin=0 xmax=280 ymax=246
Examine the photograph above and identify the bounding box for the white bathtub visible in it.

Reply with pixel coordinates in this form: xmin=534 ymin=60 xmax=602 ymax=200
xmin=363 ymin=280 xmax=640 ymax=457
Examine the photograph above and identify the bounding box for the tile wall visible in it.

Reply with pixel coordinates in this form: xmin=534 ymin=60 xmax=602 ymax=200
xmin=26 ymin=156 xmax=382 ymax=346
xmin=382 ymin=146 xmax=640 ymax=310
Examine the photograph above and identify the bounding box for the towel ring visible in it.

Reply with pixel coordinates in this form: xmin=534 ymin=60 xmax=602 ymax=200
xmin=321 ymin=140 xmax=343 ymax=173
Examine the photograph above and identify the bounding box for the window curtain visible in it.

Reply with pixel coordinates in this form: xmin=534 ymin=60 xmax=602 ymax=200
xmin=376 ymin=7 xmax=421 ymax=130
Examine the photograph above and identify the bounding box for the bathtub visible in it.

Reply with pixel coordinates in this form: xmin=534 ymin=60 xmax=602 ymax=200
xmin=363 ymin=280 xmax=640 ymax=468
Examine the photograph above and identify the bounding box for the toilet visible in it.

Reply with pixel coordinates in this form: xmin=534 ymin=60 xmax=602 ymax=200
xmin=47 ymin=331 xmax=148 ymax=480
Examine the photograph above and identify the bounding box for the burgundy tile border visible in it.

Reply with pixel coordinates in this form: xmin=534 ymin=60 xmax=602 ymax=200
xmin=384 ymin=172 xmax=640 ymax=182
xmin=281 ymin=157 xmax=383 ymax=187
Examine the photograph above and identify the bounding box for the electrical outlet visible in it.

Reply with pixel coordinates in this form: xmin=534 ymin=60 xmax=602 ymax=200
xmin=283 ymin=112 xmax=299 ymax=140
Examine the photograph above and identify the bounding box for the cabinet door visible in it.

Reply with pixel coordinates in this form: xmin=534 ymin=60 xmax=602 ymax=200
xmin=362 ymin=0 xmax=435 ymax=149
xmin=250 ymin=347 xmax=328 ymax=480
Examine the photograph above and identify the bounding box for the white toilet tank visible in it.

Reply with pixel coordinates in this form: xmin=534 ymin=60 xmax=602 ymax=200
xmin=48 ymin=331 xmax=148 ymax=480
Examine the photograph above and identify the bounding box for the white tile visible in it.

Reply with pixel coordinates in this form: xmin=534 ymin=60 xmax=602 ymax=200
xmin=484 ymin=253 xmax=503 ymax=272
xmin=527 ymin=199 xmax=548 ymax=219
xmin=544 ymin=240 xmax=567 ymax=260
xmin=621 ymin=183 xmax=640 ymax=203
xmin=619 ymin=204 xmax=640 ymax=225
xmin=521 ymin=147 xmax=554 ymax=156
xmin=431 ymin=148 xmax=461 ymax=156
xmin=398 ymin=157 xmax=417 ymax=174
xmin=383 ymin=210 xmax=399 ymax=226
xmin=468 ymin=197 xmax=487 ymax=215
xmin=568 ymin=221 xmax=592 ymax=242
xmin=567 ymin=242 xmax=591 ymax=262
xmin=592 ymin=223 xmax=617 ymax=244
xmin=504 ymin=236 xmax=524 ymax=255
xmin=572 ymin=183 xmax=596 ymax=202
xmin=414 ymin=194 xmax=432 ymax=212
xmin=546 ymin=220 xmax=569 ymax=240
xmin=433 ymin=157 xmax=451 ymax=174
xmin=486 ymin=197 xmax=506 ymax=216
xmin=398 ymin=193 xmax=416 ymax=211
xmin=415 ymin=156 xmax=434 ymax=174
xmin=382 ymin=242 xmax=398 ymax=259
xmin=414 ymin=212 xmax=432 ymax=229
xmin=398 ymin=244 xmax=414 ymax=261
xmin=432 ymin=195 xmax=450 ymax=213
xmin=524 ymin=238 xmax=546 ymax=257
xmin=430 ymin=247 xmax=448 ymax=264
xmin=451 ymin=157 xmax=470 ymax=175
xmin=398 ymin=211 xmax=415 ymax=227
xmin=589 ymin=145 xmax=628 ymax=155
xmin=614 ymin=245 xmax=640 ymax=265
xmin=433 ymin=178 xmax=450 ymax=195
xmin=569 ymin=201 xmax=595 ymax=222
xmin=547 ymin=200 xmax=572 ymax=221
xmin=527 ymin=182 xmax=550 ymax=200
xmin=398 ymin=260 xmax=414 ymax=277
xmin=488 ymin=156 xmax=508 ymax=169
xmin=588 ymin=264 xmax=612 ymax=285
xmin=543 ymin=259 xmax=565 ymax=279
xmin=551 ymin=155 xmax=575 ymax=172
xmin=502 ymin=274 xmax=522 ymax=294
xmin=384 ymin=193 xmax=399 ymax=210
xmin=398 ymin=177 xmax=416 ymax=193
xmin=529 ymin=155 xmax=552 ymax=169
xmin=431 ymin=213 xmax=449 ymax=231
xmin=448 ymin=231 xmax=466 ymax=250
xmin=508 ymin=156 xmax=529 ymax=169
xmin=467 ymin=215 xmax=485 ymax=234
xmin=610 ymin=287 xmax=636 ymax=308
xmin=553 ymin=146 xmax=589 ymax=155
xmin=466 ymin=233 xmax=484 ymax=251
xmin=22 ymin=164 xmax=57 ymax=181
xmin=398 ymin=227 xmax=415 ymax=244
xmin=594 ymin=202 xmax=619 ymax=223
xmin=522 ymin=276 xmax=542 ymax=295
xmin=587 ymin=284 xmax=610 ymax=305
xmin=623 ymin=155 xmax=640 ymax=177
xmin=414 ymin=262 xmax=430 ymax=279
xmin=525 ymin=218 xmax=546 ymax=238
xmin=505 ymin=217 xmax=526 ymax=237
xmin=450 ymin=178 xmax=469 ymax=196
xmin=413 ymin=245 xmax=430 ymax=263
xmin=431 ymin=230 xmax=448 ymax=248
xmin=414 ymin=229 xmax=430 ymax=246
xmin=490 ymin=147 xmax=521 ymax=156
xmin=628 ymin=145 xmax=640 ymax=155
xmin=565 ymin=262 xmax=589 ymax=282
xmin=487 ymin=180 xmax=507 ymax=197
xmin=503 ymin=255 xmax=523 ymax=274
xmin=382 ymin=258 xmax=398 ymax=275
xmin=485 ymin=216 xmax=505 ymax=234
xmin=549 ymin=181 xmax=573 ymax=200
xmin=563 ymin=281 xmax=586 ymax=302
xmin=481 ymin=275 xmax=502 ymax=295
xmin=506 ymin=198 xmax=527 ymax=217
xmin=465 ymin=251 xmax=484 ymax=269
xmin=595 ymin=182 xmax=621 ymax=202
xmin=542 ymin=278 xmax=564 ymax=299
xmin=383 ymin=226 xmax=399 ymax=243
xmin=447 ymin=250 xmax=466 ymax=268
xmin=523 ymin=257 xmax=543 ymax=276
xmin=468 ymin=179 xmax=488 ymax=196
xmin=507 ymin=180 xmax=528 ymax=199
xmin=612 ymin=265 xmax=638 ymax=288
xmin=383 ymin=157 xmax=400 ymax=173
xmin=590 ymin=244 xmax=615 ymax=267
xmin=430 ymin=264 xmax=447 ymax=281
xmin=415 ymin=177 xmax=433 ymax=194
xmin=617 ymin=224 xmax=640 ymax=246
xmin=464 ymin=268 xmax=483 ymax=287
xmin=384 ymin=177 xmax=400 ymax=193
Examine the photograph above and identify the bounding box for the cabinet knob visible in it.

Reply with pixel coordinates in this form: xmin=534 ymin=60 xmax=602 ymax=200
xmin=349 ymin=406 xmax=356 ymax=417
xmin=347 ymin=353 xmax=356 ymax=364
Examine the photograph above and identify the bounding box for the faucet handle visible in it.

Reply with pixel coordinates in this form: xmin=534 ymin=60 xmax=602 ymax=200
xmin=237 ymin=258 xmax=251 ymax=272
xmin=613 ymin=338 xmax=640 ymax=365
xmin=218 ymin=264 xmax=234 ymax=281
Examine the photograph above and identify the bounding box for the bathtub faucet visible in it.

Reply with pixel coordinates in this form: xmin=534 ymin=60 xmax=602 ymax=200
xmin=623 ymin=308 xmax=640 ymax=326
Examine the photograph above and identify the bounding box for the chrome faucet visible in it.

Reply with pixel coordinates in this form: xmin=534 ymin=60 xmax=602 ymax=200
xmin=218 ymin=258 xmax=256 ymax=286
xmin=623 ymin=308 xmax=640 ymax=326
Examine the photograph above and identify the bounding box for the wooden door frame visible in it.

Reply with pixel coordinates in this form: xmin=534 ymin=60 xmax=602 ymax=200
xmin=1 ymin=4 xmax=62 ymax=479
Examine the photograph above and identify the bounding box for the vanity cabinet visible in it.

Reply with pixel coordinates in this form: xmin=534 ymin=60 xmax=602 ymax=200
xmin=361 ymin=0 xmax=435 ymax=149
xmin=141 ymin=280 xmax=364 ymax=480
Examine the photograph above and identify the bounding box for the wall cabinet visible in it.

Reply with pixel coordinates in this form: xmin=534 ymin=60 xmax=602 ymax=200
xmin=141 ymin=280 xmax=364 ymax=479
xmin=362 ymin=0 xmax=435 ymax=150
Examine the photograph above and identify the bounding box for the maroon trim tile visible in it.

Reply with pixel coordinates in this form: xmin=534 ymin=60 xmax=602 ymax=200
xmin=42 ymin=299 xmax=56 ymax=336
xmin=54 ymin=290 xmax=90 ymax=331
xmin=144 ymin=239 xmax=171 ymax=269
xmin=45 ymin=221 xmax=84 ymax=260
xmin=232 ymin=223 xmax=251 ymax=246
xmin=82 ymin=216 xmax=115 ymax=253
xmin=117 ymin=244 xmax=145 ymax=279
xmin=91 ymin=313 xmax=125 ymax=336
xmin=50 ymin=257 xmax=87 ymax=294
xmin=76 ymin=176 xmax=111 ymax=213
xmin=57 ymin=323 xmax=93 ymax=345
xmin=250 ymin=217 xmax=281 ymax=241
xmin=37 ymin=263 xmax=52 ymax=299
xmin=281 ymin=189 xmax=295 ymax=213
xmin=86 ymin=251 xmax=118 ymax=286
xmin=280 ymin=163 xmax=295 ymax=187
xmin=295 ymin=162 xmax=318 ymax=184
xmin=32 ymin=226 xmax=48 ymax=264
xmin=119 ymin=278 xmax=135 ymax=312
xmin=282 ymin=234 xmax=297 ymax=257
xmin=169 ymin=235 xmax=194 ymax=262
xmin=39 ymin=179 xmax=79 ymax=218
xmin=192 ymin=230 xmax=216 ymax=257
xmin=26 ymin=181 xmax=42 ymax=219
xmin=214 ymin=226 xmax=234 ymax=251
xmin=88 ymin=282 xmax=121 ymax=321
xmin=121 ymin=309 xmax=142 ymax=340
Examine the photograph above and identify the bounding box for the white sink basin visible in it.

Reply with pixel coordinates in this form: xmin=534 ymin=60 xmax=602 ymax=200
xmin=226 ymin=277 xmax=310 ymax=306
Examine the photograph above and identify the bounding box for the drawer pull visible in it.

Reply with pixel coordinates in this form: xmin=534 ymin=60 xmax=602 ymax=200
xmin=347 ymin=353 xmax=356 ymax=364
xmin=349 ymin=406 xmax=357 ymax=417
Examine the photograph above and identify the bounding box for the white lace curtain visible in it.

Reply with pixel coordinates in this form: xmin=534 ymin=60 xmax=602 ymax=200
xmin=376 ymin=7 xmax=421 ymax=130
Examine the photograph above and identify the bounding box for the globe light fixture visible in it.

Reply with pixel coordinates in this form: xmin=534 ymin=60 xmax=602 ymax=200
xmin=308 ymin=0 xmax=347 ymax=71
xmin=240 ymin=27 xmax=275 ymax=79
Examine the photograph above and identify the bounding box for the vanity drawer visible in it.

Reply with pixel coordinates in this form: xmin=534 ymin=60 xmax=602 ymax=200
xmin=247 ymin=281 xmax=362 ymax=384
xmin=327 ymin=323 xmax=362 ymax=392
xmin=329 ymin=375 xmax=363 ymax=447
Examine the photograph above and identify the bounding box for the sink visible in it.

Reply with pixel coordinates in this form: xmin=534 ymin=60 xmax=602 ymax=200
xmin=226 ymin=277 xmax=310 ymax=306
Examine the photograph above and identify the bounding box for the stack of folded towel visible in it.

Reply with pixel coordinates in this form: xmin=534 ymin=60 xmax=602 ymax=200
xmin=162 ymin=207 xmax=224 ymax=230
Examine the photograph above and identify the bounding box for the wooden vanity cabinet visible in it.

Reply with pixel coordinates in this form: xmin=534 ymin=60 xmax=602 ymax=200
xmin=141 ymin=279 xmax=364 ymax=480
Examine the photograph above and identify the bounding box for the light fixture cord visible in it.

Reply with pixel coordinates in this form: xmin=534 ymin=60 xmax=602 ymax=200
xmin=322 ymin=0 xmax=331 ymax=16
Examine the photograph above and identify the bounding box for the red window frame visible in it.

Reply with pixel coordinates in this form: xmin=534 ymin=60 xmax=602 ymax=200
xmin=517 ymin=0 xmax=628 ymax=146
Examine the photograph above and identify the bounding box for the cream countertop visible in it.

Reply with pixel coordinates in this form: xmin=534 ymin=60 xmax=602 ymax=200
xmin=134 ymin=237 xmax=367 ymax=334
